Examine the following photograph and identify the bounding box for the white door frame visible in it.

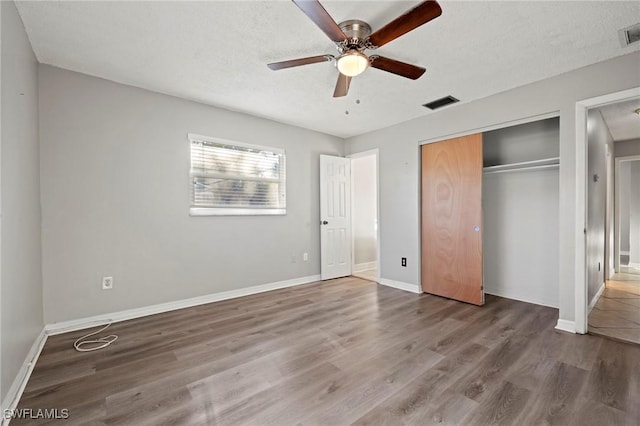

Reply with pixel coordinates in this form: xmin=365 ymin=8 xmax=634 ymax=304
xmin=574 ymin=87 xmax=640 ymax=334
xmin=615 ymin=154 xmax=640 ymax=273
xmin=605 ymin=145 xmax=614 ymax=280
xmin=347 ymin=149 xmax=380 ymax=283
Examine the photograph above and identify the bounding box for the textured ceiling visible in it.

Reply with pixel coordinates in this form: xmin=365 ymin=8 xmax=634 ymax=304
xmin=598 ymin=97 xmax=640 ymax=142
xmin=15 ymin=1 xmax=640 ymax=138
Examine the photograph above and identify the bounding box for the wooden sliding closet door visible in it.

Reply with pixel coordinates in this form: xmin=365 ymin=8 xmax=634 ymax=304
xmin=421 ymin=134 xmax=484 ymax=305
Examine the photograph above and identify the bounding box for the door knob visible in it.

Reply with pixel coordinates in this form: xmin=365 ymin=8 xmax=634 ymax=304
xmin=321 ymin=220 xmax=329 ymax=225
xmin=473 ymin=226 xmax=480 ymax=232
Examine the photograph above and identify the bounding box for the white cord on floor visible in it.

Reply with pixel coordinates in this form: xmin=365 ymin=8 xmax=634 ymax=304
xmin=73 ymin=322 xmax=118 ymax=352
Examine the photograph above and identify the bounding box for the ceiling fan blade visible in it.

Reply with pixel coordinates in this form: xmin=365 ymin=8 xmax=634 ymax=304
xmin=292 ymin=0 xmax=347 ymax=42
xmin=370 ymin=56 xmax=426 ymax=80
xmin=333 ymin=73 xmax=351 ymax=97
xmin=368 ymin=0 xmax=442 ymax=48
xmin=267 ymin=55 xmax=333 ymax=70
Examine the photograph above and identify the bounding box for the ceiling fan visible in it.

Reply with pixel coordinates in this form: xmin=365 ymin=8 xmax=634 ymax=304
xmin=267 ymin=0 xmax=442 ymax=97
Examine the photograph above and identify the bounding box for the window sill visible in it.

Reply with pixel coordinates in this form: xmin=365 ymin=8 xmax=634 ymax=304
xmin=189 ymin=207 xmax=286 ymax=216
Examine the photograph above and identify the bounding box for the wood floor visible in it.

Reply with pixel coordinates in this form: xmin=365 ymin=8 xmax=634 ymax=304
xmin=15 ymin=277 xmax=640 ymax=425
xmin=589 ymin=273 xmax=640 ymax=345
xmin=619 ymin=265 xmax=640 ymax=275
xmin=351 ymin=268 xmax=377 ymax=282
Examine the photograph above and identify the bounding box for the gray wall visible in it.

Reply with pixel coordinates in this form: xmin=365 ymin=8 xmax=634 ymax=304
xmin=39 ymin=65 xmax=343 ymax=324
xmin=483 ymin=119 xmax=559 ymax=307
xmin=483 ymin=118 xmax=559 ymax=166
xmin=615 ymin=138 xmax=640 ymax=158
xmin=586 ymin=110 xmax=612 ymax=304
xmin=352 ymin=155 xmax=377 ymax=266
xmin=344 ymin=51 xmax=640 ymax=324
xmin=0 ymin=0 xmax=43 ymax=404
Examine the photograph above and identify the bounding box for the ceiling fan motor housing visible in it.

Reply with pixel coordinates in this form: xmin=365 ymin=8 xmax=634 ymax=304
xmin=338 ymin=20 xmax=372 ymax=51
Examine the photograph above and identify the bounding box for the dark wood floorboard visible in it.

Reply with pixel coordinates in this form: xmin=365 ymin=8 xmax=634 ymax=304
xmin=13 ymin=277 xmax=640 ymax=425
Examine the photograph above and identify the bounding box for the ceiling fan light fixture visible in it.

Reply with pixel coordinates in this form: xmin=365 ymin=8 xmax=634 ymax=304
xmin=336 ymin=50 xmax=369 ymax=77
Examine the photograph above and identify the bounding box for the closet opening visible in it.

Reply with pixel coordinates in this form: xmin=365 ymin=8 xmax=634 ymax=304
xmin=482 ymin=118 xmax=560 ymax=308
xmin=419 ymin=115 xmax=560 ymax=308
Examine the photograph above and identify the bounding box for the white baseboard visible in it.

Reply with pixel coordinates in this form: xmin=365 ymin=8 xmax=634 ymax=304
xmin=588 ymin=282 xmax=606 ymax=313
xmin=629 ymin=262 xmax=640 ymax=268
xmin=484 ymin=287 xmax=558 ymax=309
xmin=555 ymin=319 xmax=576 ymax=333
xmin=46 ymin=274 xmax=321 ymax=335
xmin=353 ymin=261 xmax=377 ymax=273
xmin=1 ymin=328 xmax=48 ymax=426
xmin=378 ymin=278 xmax=421 ymax=294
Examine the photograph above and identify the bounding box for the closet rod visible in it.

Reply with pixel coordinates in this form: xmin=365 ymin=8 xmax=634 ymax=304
xmin=483 ymin=163 xmax=559 ymax=175
xmin=483 ymin=157 xmax=559 ymax=174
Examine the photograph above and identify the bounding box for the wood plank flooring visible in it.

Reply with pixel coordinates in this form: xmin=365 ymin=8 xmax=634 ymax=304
xmin=351 ymin=268 xmax=377 ymax=282
xmin=13 ymin=277 xmax=640 ymax=425
xmin=589 ymin=273 xmax=640 ymax=345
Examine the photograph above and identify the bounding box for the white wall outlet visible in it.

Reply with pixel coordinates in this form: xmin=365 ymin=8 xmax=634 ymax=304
xmin=102 ymin=276 xmax=114 ymax=290
xmin=303 ymin=252 xmax=309 ymax=262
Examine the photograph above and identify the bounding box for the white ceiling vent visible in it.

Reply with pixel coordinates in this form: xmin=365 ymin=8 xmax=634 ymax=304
xmin=619 ymin=23 xmax=640 ymax=47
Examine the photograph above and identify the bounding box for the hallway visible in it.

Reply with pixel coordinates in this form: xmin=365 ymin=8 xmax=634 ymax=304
xmin=589 ymin=273 xmax=640 ymax=344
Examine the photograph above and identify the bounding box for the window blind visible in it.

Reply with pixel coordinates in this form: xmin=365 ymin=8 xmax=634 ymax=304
xmin=189 ymin=134 xmax=286 ymax=215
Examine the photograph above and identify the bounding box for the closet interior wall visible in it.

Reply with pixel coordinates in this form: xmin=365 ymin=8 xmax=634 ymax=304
xmin=482 ymin=118 xmax=560 ymax=307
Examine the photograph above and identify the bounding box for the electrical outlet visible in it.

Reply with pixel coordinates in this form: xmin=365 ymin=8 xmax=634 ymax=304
xmin=291 ymin=255 xmax=297 ymax=263
xmin=102 ymin=276 xmax=113 ymax=290
xmin=401 ymin=257 xmax=407 ymax=267
xmin=303 ymin=252 xmax=309 ymax=262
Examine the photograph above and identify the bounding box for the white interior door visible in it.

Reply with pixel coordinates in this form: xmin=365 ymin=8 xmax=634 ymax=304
xmin=320 ymin=155 xmax=352 ymax=280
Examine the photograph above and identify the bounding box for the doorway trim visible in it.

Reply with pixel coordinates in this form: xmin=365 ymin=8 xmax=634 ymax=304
xmin=347 ymin=149 xmax=380 ymax=284
xmin=575 ymin=86 xmax=640 ymax=334
xmin=605 ymin=144 xmax=614 ymax=280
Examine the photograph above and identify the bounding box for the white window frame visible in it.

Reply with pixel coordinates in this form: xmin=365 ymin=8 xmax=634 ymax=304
xmin=188 ymin=133 xmax=286 ymax=216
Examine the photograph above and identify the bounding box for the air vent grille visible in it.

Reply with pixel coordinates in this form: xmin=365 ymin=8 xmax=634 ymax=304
xmin=620 ymin=23 xmax=640 ymax=47
xmin=423 ymin=96 xmax=459 ymax=110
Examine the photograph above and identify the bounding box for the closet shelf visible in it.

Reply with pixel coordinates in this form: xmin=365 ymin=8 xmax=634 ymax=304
xmin=483 ymin=157 xmax=559 ymax=174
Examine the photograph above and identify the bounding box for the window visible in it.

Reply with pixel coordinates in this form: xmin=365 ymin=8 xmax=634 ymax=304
xmin=189 ymin=134 xmax=286 ymax=216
